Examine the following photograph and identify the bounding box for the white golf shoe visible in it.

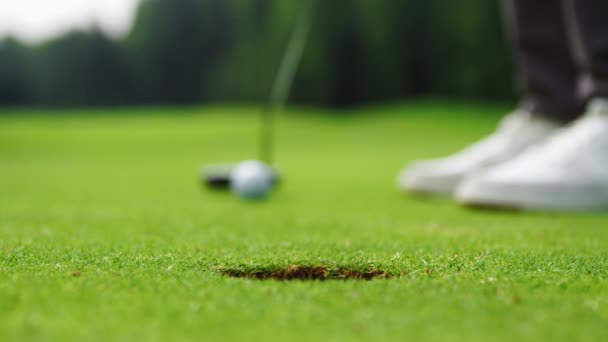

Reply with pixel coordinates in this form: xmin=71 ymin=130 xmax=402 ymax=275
xmin=399 ymin=110 xmax=562 ymax=195
xmin=457 ymin=99 xmax=608 ymax=211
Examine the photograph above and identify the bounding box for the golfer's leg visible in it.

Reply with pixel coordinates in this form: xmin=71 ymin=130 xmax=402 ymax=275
xmin=564 ymin=0 xmax=608 ymax=102
xmin=455 ymin=0 xmax=608 ymax=211
xmin=504 ymin=0 xmax=584 ymax=122
xmin=397 ymin=0 xmax=572 ymax=196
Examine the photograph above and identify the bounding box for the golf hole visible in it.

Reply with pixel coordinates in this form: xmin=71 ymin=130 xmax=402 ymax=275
xmin=219 ymin=265 xmax=391 ymax=281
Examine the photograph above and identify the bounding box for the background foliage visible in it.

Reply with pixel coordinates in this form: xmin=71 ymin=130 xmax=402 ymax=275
xmin=0 ymin=0 xmax=515 ymax=108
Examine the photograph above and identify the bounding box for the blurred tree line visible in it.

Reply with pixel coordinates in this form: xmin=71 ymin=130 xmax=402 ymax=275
xmin=0 ymin=0 xmax=515 ymax=108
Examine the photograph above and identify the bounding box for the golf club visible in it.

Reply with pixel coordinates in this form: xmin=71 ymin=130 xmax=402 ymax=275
xmin=203 ymin=0 xmax=318 ymax=190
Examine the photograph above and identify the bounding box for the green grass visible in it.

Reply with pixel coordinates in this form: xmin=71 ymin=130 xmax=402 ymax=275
xmin=1 ymin=103 xmax=607 ymax=341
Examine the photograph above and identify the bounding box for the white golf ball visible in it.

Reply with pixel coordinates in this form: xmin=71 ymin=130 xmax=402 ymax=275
xmin=231 ymin=160 xmax=274 ymax=199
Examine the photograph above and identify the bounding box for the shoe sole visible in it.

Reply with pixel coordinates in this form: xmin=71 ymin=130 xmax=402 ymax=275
xmin=457 ymin=180 xmax=608 ymax=213
xmin=459 ymin=197 xmax=608 ymax=213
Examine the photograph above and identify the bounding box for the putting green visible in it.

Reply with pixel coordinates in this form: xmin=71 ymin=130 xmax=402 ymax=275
xmin=1 ymin=103 xmax=607 ymax=341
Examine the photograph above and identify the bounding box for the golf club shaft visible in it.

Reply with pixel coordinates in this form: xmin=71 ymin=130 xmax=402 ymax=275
xmin=260 ymin=0 xmax=318 ymax=164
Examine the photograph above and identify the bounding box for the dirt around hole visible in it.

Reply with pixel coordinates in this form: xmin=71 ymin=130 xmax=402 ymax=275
xmin=219 ymin=265 xmax=391 ymax=281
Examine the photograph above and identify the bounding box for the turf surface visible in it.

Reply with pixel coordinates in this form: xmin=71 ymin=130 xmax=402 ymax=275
xmin=1 ymin=103 xmax=607 ymax=341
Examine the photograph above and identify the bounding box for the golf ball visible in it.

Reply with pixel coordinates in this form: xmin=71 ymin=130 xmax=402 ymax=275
xmin=231 ymin=160 xmax=274 ymax=199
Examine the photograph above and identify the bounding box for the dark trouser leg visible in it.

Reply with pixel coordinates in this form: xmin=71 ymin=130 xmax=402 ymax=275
xmin=564 ymin=0 xmax=608 ymax=101
xmin=503 ymin=0 xmax=584 ymax=122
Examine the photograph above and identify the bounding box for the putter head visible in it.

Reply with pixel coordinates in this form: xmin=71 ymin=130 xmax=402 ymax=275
xmin=202 ymin=164 xmax=236 ymax=190
xmin=202 ymin=163 xmax=281 ymax=190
